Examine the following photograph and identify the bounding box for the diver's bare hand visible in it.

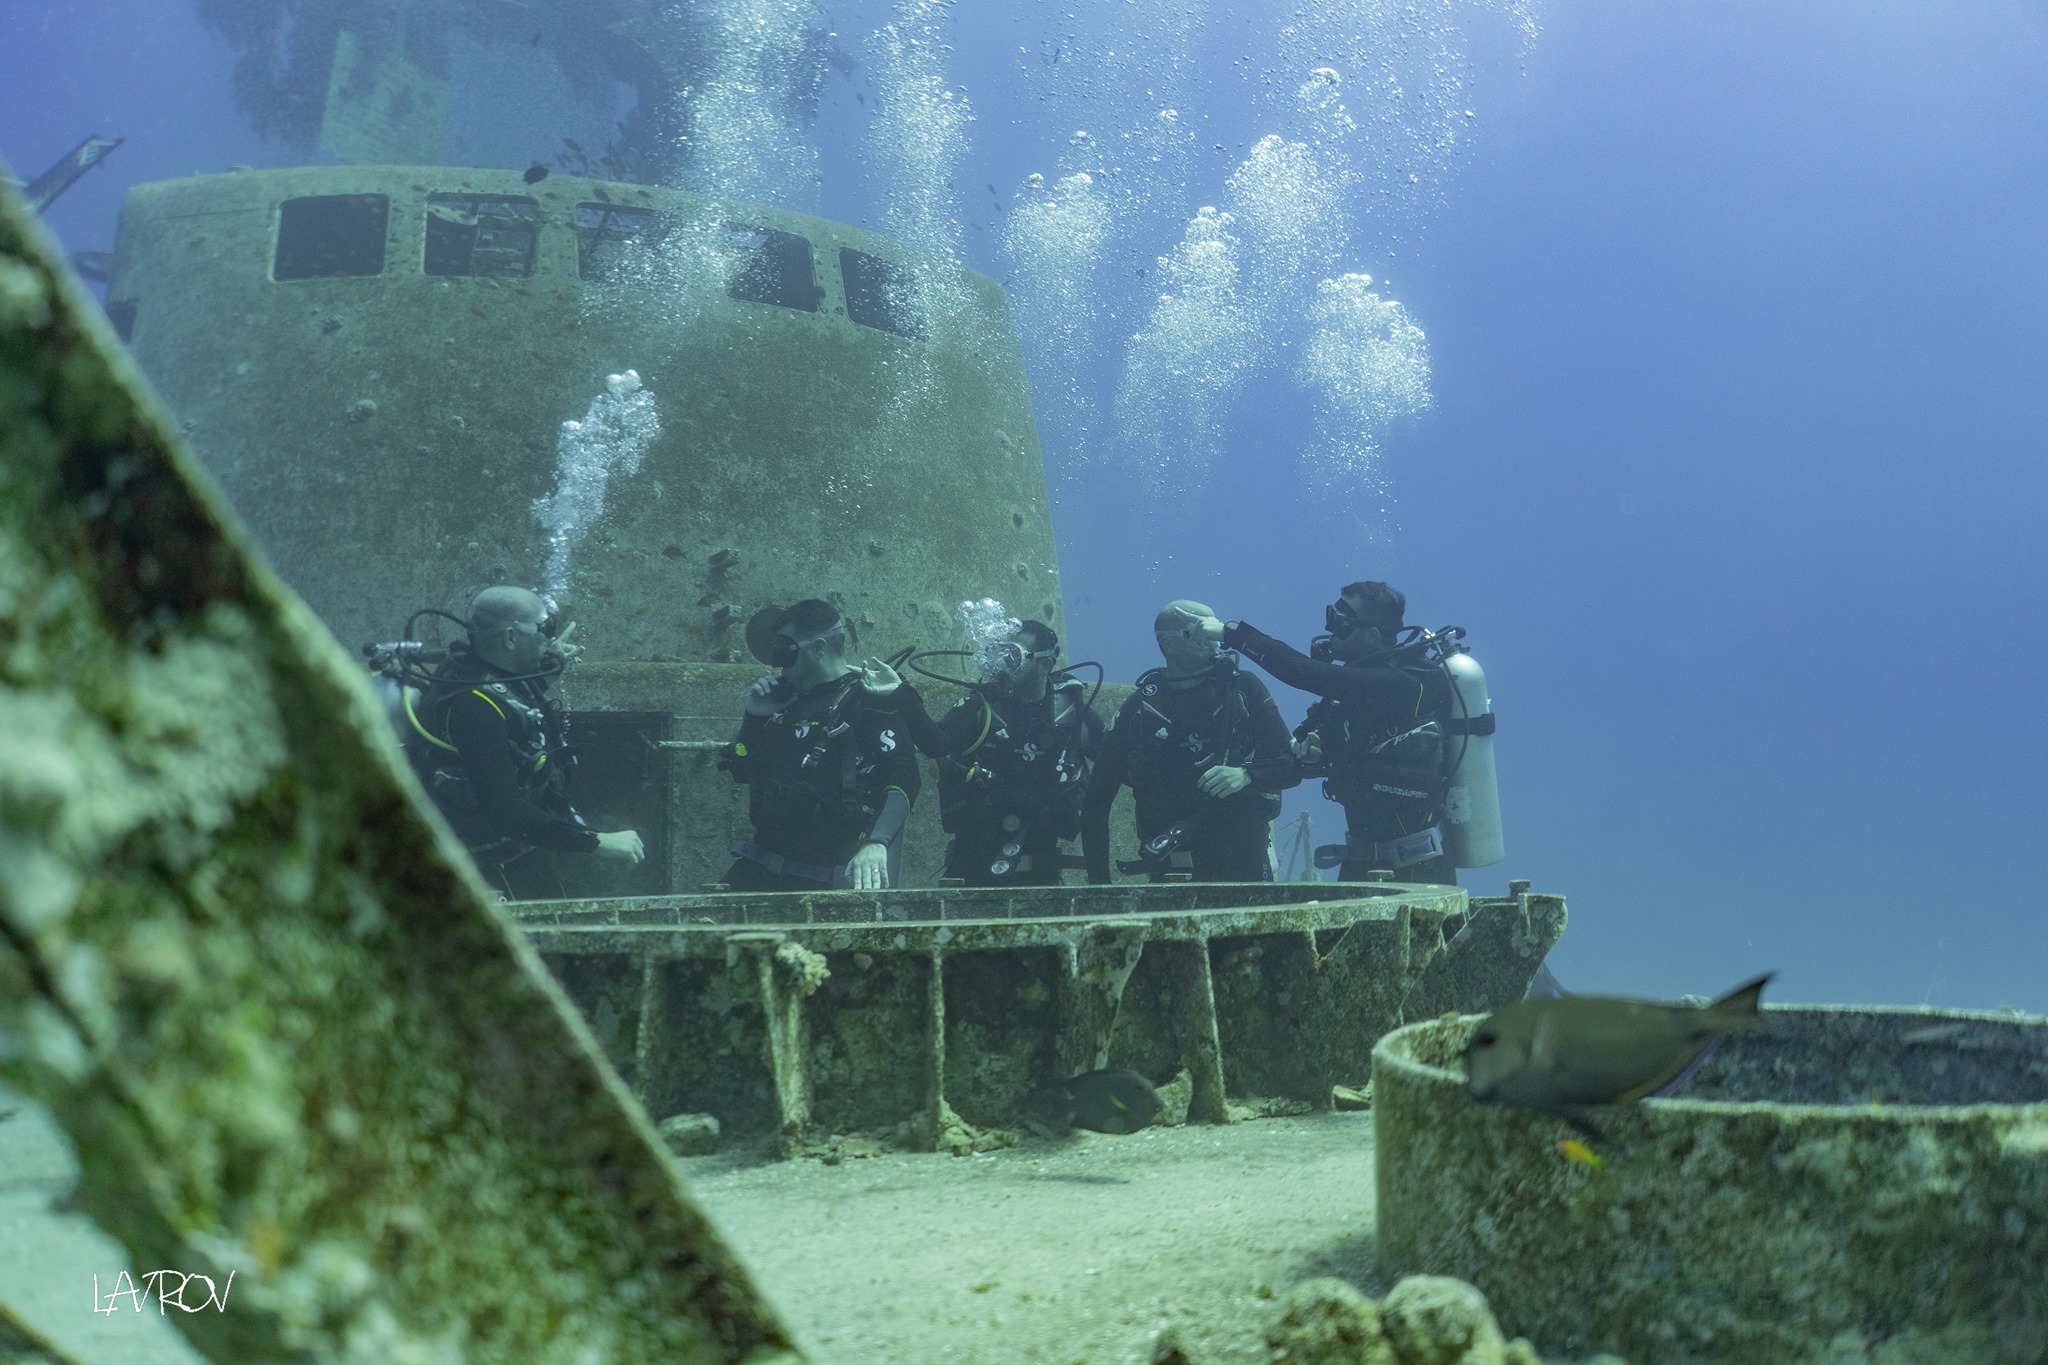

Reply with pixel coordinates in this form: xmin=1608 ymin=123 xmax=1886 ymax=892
xmin=848 ymin=841 xmax=890 ymax=891
xmin=1198 ymin=764 xmax=1251 ymax=798
xmin=549 ymin=620 xmax=585 ymax=664
xmin=595 ymin=829 xmax=645 ymax=864
xmin=1291 ymin=733 xmax=1324 ymax=765
xmin=744 ymin=676 xmax=783 ymax=716
xmin=858 ymin=656 xmax=902 ymax=694
xmin=1195 ymin=616 xmax=1226 ymax=641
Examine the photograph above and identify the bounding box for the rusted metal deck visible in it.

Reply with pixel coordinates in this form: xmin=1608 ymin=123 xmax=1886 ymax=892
xmin=511 ymin=882 xmax=1567 ymax=1151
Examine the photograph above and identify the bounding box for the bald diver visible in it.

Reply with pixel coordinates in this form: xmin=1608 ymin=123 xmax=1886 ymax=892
xmin=395 ymin=586 xmax=645 ymax=898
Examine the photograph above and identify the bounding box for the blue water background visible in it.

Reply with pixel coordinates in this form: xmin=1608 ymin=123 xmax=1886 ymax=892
xmin=4 ymin=0 xmax=2044 ymax=1014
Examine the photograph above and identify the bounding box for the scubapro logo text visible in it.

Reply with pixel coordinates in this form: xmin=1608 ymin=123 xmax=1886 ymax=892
xmin=93 ymin=1270 xmax=235 ymax=1315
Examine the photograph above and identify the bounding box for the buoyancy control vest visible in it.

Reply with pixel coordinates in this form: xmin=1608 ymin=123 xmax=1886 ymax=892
xmin=1303 ymin=665 xmax=1451 ymax=838
xmin=406 ymin=650 xmax=577 ymax=846
xmin=942 ymin=678 xmax=1097 ymax=841
xmin=731 ymin=673 xmax=891 ymax=833
xmin=1124 ymin=659 xmax=1282 ymax=825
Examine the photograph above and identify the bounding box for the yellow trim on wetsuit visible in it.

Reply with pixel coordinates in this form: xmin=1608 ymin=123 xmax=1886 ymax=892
xmin=404 ymin=687 xmax=460 ymax=753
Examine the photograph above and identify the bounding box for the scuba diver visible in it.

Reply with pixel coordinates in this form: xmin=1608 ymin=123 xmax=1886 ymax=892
xmin=1081 ymin=600 xmax=1300 ymax=884
xmin=379 ymin=586 xmax=645 ymax=898
xmin=917 ymin=618 xmax=1104 ymax=886
xmin=721 ymin=599 xmax=921 ymax=892
xmin=1202 ymin=581 xmax=1502 ymax=884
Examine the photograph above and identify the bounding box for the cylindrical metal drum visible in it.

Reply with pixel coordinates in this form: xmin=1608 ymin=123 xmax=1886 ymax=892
xmin=1374 ymin=1008 xmax=2048 ymax=1363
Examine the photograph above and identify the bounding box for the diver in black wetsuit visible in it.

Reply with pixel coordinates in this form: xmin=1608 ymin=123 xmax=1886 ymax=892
xmin=1081 ymin=600 xmax=1300 ymax=884
xmin=924 ymin=620 xmax=1103 ymax=886
xmin=1204 ymin=581 xmax=1459 ymax=885
xmin=722 ymin=599 xmax=921 ymax=892
xmin=407 ymin=586 xmax=645 ymax=898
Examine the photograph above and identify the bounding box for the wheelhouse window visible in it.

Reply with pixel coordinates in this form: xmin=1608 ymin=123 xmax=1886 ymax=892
xmin=274 ymin=194 xmax=388 ymax=281
xmin=425 ymin=194 xmax=539 ymax=278
xmin=575 ymin=202 xmax=675 ymax=281
xmin=721 ymin=224 xmax=820 ymax=312
xmin=840 ymin=248 xmax=925 ymax=340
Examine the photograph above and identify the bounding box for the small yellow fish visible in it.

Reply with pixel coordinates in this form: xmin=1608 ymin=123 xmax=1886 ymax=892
xmin=1556 ymin=1139 xmax=1604 ymax=1170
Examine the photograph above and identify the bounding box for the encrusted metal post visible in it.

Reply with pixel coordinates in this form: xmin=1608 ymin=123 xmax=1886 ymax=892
xmin=924 ymin=949 xmax=948 ymax=1149
xmin=1056 ymin=923 xmax=1148 ymax=1076
xmin=633 ymin=951 xmax=667 ymax=1112
xmin=739 ymin=934 xmax=819 ymax=1151
xmin=1175 ymin=936 xmax=1230 ymax=1124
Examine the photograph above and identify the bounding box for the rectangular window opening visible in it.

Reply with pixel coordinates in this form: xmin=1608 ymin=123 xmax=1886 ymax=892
xmin=721 ymin=223 xmax=819 ymax=313
xmin=840 ymin=247 xmax=925 ymax=340
xmin=274 ymin=194 xmax=388 ymax=281
xmin=425 ymin=194 xmax=539 ymax=278
xmin=575 ymin=202 xmax=677 ymax=281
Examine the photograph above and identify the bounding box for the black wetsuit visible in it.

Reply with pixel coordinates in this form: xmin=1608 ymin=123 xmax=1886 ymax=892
xmin=932 ymin=679 xmax=1103 ymax=886
xmin=724 ymin=672 xmax=922 ymax=891
xmin=1081 ymin=659 xmax=1300 ymax=884
xmin=1222 ymin=621 xmax=1457 ymax=885
xmin=409 ymin=643 xmax=596 ymax=898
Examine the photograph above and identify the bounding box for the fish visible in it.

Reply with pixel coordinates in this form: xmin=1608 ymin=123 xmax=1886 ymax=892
xmin=1464 ymin=973 xmax=1774 ymax=1126
xmin=1037 ymin=1069 xmax=1162 ymax=1135
xmin=1556 ymin=1138 xmax=1602 ymax=1169
xmin=523 ymin=163 xmax=551 ymax=185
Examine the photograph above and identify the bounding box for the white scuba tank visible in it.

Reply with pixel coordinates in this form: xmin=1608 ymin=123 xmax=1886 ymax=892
xmin=368 ymin=672 xmax=417 ymax=751
xmin=1441 ymin=650 xmax=1504 ymax=867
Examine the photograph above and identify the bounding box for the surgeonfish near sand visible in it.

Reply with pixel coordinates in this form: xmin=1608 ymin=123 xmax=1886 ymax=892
xmin=1463 ymin=973 xmax=1774 ymax=1128
xmin=1030 ymin=1069 xmax=1163 ymax=1136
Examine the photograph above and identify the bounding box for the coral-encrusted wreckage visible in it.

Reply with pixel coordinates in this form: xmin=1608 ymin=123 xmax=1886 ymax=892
xmin=0 ymin=176 xmax=796 ymax=1365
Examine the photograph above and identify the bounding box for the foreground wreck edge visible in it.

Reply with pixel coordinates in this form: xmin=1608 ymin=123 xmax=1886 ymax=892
xmin=0 ymin=176 xmax=799 ymax=1363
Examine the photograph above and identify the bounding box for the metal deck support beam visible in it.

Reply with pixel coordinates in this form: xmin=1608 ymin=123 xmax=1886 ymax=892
xmin=740 ymin=935 xmax=815 ymax=1152
xmin=634 ymin=950 xmax=667 ymax=1111
xmin=1175 ymin=937 xmax=1230 ymax=1124
xmin=1056 ymin=923 xmax=1148 ymax=1077
xmin=924 ymin=950 xmax=948 ymax=1150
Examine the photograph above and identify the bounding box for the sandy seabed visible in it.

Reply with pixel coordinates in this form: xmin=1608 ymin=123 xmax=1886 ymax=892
xmin=685 ymin=1114 xmax=1384 ymax=1364
xmin=1 ymin=1082 xmax=1390 ymax=1365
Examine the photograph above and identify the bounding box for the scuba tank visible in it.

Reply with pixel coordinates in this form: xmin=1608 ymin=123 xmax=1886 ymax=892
xmin=363 ymin=640 xmax=432 ymax=757
xmin=1441 ymin=649 xmax=1504 ymax=868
